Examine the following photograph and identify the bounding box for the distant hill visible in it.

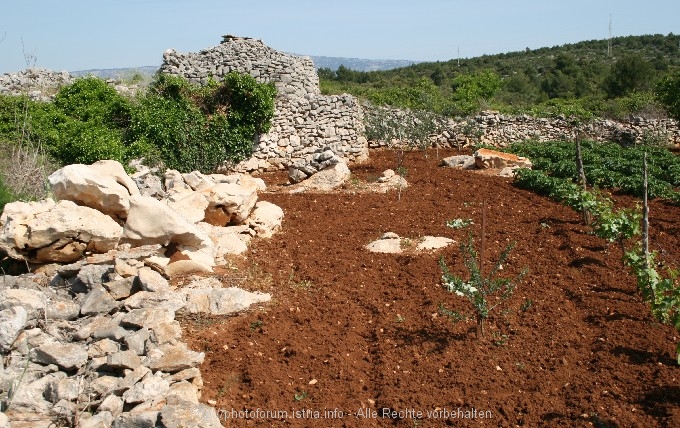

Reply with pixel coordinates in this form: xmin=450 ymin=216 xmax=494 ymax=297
xmin=303 ymin=55 xmax=419 ymax=72
xmin=70 ymin=55 xmax=419 ymax=78
xmin=70 ymin=66 xmax=160 ymax=79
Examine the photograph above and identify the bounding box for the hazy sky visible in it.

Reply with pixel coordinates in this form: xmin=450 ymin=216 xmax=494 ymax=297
xmin=1 ymin=0 xmax=678 ymax=74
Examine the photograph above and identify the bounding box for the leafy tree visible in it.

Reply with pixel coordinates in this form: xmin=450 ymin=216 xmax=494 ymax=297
xmin=53 ymin=76 xmax=131 ymax=127
xmin=656 ymin=70 xmax=680 ymax=120
xmin=605 ymin=54 xmax=655 ymax=97
xmin=451 ymin=70 xmax=502 ymax=114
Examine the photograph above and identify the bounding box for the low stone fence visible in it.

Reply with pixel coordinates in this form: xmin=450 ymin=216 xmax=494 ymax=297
xmin=365 ymin=107 xmax=680 ymax=149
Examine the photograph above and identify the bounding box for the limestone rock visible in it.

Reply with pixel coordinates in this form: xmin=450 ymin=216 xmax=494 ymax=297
xmin=292 ymin=161 xmax=351 ymax=192
xmin=135 ymin=266 xmax=169 ymax=292
xmin=364 ymin=232 xmax=403 ymax=254
xmin=159 ymin=398 xmax=222 ymax=428
xmin=163 ymin=260 xmax=214 ymax=278
xmin=204 ymin=182 xmax=258 ymax=225
xmin=166 ymin=191 xmax=209 ymax=224
xmin=247 ymin=201 xmax=284 ymax=238
xmin=45 ymin=299 xmax=81 ymax=321
xmin=48 ymin=160 xmax=139 ymax=219
xmin=76 ymin=264 xmax=112 ymax=290
xmin=0 ymin=288 xmax=46 ymax=320
xmin=78 ymin=411 xmax=115 ymax=428
xmin=198 ymin=223 xmax=250 ymax=261
xmin=416 ymin=236 xmax=455 ymax=251
xmin=181 ymin=278 xmax=271 ymax=315
xmin=105 ymin=350 xmax=143 ymax=371
xmin=143 ymin=343 xmax=204 ymax=373
xmin=31 ymin=342 xmax=88 ymax=371
xmin=0 ymin=199 xmax=122 ymax=263
xmin=474 ymin=148 xmax=532 ymax=169
xmin=440 ymin=155 xmax=476 ymax=169
xmin=112 ymin=410 xmax=160 ymax=428
xmin=121 ymin=308 xmax=175 ymax=329
xmin=122 ymin=194 xmax=215 ymax=267
xmin=80 ymin=286 xmax=120 ymax=316
xmin=0 ymin=306 xmax=28 ymax=352
xmin=98 ymin=394 xmax=124 ymax=417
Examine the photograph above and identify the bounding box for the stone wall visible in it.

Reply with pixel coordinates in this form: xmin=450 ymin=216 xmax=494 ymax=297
xmin=366 ymin=107 xmax=680 ymax=149
xmin=0 ymin=68 xmax=73 ymax=101
xmin=159 ymin=35 xmax=368 ymax=172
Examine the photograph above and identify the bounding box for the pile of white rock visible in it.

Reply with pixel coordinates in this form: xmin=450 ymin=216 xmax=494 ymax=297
xmin=0 ymin=68 xmax=73 ymax=101
xmin=0 ymin=159 xmax=284 ymax=427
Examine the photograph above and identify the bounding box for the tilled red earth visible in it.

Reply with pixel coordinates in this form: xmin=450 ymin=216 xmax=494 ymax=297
xmin=181 ymin=149 xmax=680 ymax=427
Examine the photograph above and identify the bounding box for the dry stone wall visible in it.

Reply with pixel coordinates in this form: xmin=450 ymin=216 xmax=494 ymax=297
xmin=160 ymin=35 xmax=368 ymax=172
xmin=0 ymin=68 xmax=73 ymax=101
xmin=366 ymin=107 xmax=680 ymax=149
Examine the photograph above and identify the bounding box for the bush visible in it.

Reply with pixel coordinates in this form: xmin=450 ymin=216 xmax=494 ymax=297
xmin=128 ymin=72 xmax=275 ymax=173
xmin=53 ymin=76 xmax=131 ymax=127
xmin=0 ymin=174 xmax=15 ymax=213
xmin=656 ymin=71 xmax=680 ymax=121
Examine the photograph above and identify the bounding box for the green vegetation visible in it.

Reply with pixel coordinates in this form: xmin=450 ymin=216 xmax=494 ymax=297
xmin=0 ymin=175 xmax=14 ymax=213
xmin=320 ymin=33 xmax=680 ymax=119
xmin=656 ymin=70 xmax=680 ymax=121
xmin=0 ymin=72 xmax=276 ymax=204
xmin=439 ymin=234 xmax=526 ymax=339
xmin=505 ymin=140 xmax=680 ymax=362
xmin=505 ymin=140 xmax=680 ymax=201
xmin=625 ymin=249 xmax=680 ymax=363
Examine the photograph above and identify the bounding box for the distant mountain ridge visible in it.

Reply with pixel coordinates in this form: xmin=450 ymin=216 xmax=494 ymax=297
xmin=70 ymin=55 xmax=419 ymax=78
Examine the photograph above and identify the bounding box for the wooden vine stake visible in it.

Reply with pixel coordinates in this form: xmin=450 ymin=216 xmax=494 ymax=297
xmin=642 ymin=151 xmax=650 ymax=268
xmin=575 ymin=132 xmax=592 ymax=225
xmin=478 ymin=198 xmax=488 ymax=339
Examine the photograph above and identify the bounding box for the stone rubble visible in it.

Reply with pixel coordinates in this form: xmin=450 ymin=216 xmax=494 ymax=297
xmin=0 ymin=68 xmax=73 ymax=101
xmin=0 ymin=159 xmax=281 ymax=427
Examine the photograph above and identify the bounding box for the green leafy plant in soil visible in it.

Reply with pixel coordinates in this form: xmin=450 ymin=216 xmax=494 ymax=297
xmin=625 ymin=249 xmax=680 ymax=363
xmin=439 ymin=234 xmax=527 ymax=339
xmin=504 ymin=139 xmax=680 ymax=201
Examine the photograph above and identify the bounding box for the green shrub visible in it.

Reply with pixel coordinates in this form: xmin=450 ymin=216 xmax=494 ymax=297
xmin=128 ymin=72 xmax=275 ymax=173
xmin=0 ymin=174 xmax=15 ymax=213
xmin=53 ymin=76 xmax=131 ymax=127
xmin=50 ymin=120 xmax=128 ymax=165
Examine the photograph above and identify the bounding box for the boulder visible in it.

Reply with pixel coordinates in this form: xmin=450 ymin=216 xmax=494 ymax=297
xmin=415 ymin=236 xmax=455 ymax=251
xmin=247 ymin=201 xmax=284 ymax=238
xmin=440 ymin=155 xmax=476 ymax=169
xmin=163 ymin=169 xmax=192 ymax=194
xmin=292 ymin=162 xmax=351 ymax=192
xmin=48 ymin=160 xmax=139 ymax=219
xmin=0 ymin=199 xmax=122 ymax=263
xmin=182 ymin=171 xmax=216 ymax=192
xmin=198 ymin=223 xmax=250 ymax=261
xmin=122 ymin=195 xmax=215 ymax=268
xmin=204 ymin=182 xmax=258 ymax=225
xmin=166 ymin=191 xmax=209 ymax=224
xmin=473 ymin=148 xmax=532 ymax=169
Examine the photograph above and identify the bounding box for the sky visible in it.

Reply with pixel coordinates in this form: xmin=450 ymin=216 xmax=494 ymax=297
xmin=1 ymin=0 xmax=679 ymax=74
